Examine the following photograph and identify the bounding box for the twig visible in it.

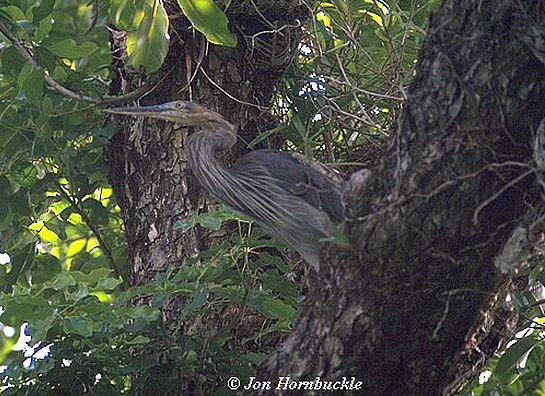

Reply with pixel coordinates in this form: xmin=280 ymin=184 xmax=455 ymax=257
xmin=199 ymin=67 xmax=268 ymax=111
xmin=322 ymin=75 xmax=404 ymax=101
xmin=524 ymin=298 xmax=545 ymax=310
xmin=473 ymin=168 xmax=535 ymax=226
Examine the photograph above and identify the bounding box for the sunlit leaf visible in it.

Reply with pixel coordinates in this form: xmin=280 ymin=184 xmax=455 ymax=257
xmin=126 ymin=0 xmax=169 ymax=72
xmin=177 ymin=0 xmax=237 ymax=47
xmin=364 ymin=0 xmax=390 ymax=14
xmin=316 ymin=11 xmax=332 ymax=28
xmin=67 ymin=239 xmax=87 ymax=257
xmin=110 ymin=0 xmax=147 ymax=30
xmin=359 ymin=10 xmax=383 ymax=27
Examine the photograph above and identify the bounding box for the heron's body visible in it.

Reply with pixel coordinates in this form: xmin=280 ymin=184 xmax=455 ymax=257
xmin=107 ymin=101 xmax=343 ymax=268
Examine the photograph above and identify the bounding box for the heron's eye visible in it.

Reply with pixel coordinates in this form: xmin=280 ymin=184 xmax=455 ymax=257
xmin=175 ymin=102 xmax=184 ymax=109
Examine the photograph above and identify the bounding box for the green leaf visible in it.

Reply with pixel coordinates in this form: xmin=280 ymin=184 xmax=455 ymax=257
xmin=73 ymin=173 xmax=90 ymax=198
xmin=42 ymin=38 xmax=98 ymax=58
xmin=82 ymin=197 xmax=109 ymax=225
xmin=63 ymin=316 xmax=93 ymax=337
xmin=70 ymin=268 xmax=112 ymax=285
xmin=0 ymin=295 xmax=54 ymax=326
xmin=8 ymin=189 xmax=32 ymax=217
xmin=184 ymin=288 xmax=208 ymax=313
xmin=257 ymin=297 xmax=297 ymax=322
xmin=126 ymin=335 xmax=151 ymax=345
xmin=1 ymin=46 xmax=26 ymax=77
xmin=494 ymin=337 xmax=540 ymax=378
xmin=28 ymin=317 xmax=55 ymax=341
xmin=258 ymin=252 xmax=292 ymax=274
xmin=291 ymin=115 xmax=307 ymax=140
xmin=126 ymin=0 xmax=169 ymax=72
xmin=95 ymin=277 xmax=123 ymax=291
xmin=32 ymin=0 xmax=55 ymax=23
xmin=50 ymin=273 xmax=77 ymax=290
xmin=110 ymin=0 xmax=147 ymax=30
xmin=211 ymin=286 xmax=245 ymax=303
xmin=197 ymin=212 xmax=222 ymax=230
xmin=11 ymin=160 xmax=37 ymax=188
xmin=177 ymin=0 xmax=237 ymax=47
xmin=17 ymin=62 xmax=44 ymax=106
xmin=248 ymin=125 xmax=288 ymax=149
xmin=241 ymin=352 xmax=267 ymax=365
xmin=209 ymin=330 xmax=231 ymax=351
xmin=36 ymin=17 xmax=53 ymax=42
xmin=32 ymin=254 xmax=61 ymax=284
xmin=1 ymin=6 xmax=27 ymax=21
xmin=261 ymin=270 xmax=299 ymax=300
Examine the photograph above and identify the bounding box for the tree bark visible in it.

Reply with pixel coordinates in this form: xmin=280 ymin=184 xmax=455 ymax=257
xmin=258 ymin=0 xmax=545 ymax=394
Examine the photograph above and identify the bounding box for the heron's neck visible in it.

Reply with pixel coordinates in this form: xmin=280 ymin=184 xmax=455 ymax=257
xmin=186 ymin=119 xmax=237 ymax=196
xmin=186 ymin=118 xmax=236 ymax=155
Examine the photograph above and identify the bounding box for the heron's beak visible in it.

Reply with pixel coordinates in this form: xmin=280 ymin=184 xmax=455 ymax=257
xmin=105 ymin=104 xmax=172 ymax=117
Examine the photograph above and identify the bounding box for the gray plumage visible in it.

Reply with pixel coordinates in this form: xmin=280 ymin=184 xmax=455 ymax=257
xmin=106 ymin=101 xmax=344 ymax=268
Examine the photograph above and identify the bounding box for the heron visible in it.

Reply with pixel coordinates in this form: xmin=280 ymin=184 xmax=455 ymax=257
xmin=106 ymin=101 xmax=344 ymax=268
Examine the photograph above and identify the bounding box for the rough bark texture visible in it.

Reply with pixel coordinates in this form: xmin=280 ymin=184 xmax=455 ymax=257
xmin=258 ymin=0 xmax=545 ymax=394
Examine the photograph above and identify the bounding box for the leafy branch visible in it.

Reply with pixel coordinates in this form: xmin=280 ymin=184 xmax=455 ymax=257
xmin=55 ymin=182 xmax=122 ymax=283
xmin=0 ymin=18 xmax=155 ymax=105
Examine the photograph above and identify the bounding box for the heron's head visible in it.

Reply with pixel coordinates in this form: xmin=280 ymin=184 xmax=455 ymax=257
xmin=106 ymin=101 xmax=227 ymax=128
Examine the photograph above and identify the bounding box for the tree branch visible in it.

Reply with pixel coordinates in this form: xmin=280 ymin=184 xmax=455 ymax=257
xmin=0 ymin=18 xmax=155 ymax=105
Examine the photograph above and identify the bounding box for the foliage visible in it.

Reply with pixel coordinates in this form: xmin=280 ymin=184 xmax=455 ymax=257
xmin=461 ymin=257 xmax=545 ymax=395
xmin=0 ymin=206 xmax=300 ymax=394
xmin=265 ymin=0 xmax=441 ymax=165
xmin=1 ymin=0 xmax=543 ymax=394
xmin=0 ymin=0 xmax=269 ymax=392
xmin=177 ymin=0 xmax=237 ymax=47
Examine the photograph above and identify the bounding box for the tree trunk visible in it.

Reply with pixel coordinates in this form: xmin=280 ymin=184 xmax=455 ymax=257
xmin=258 ymin=0 xmax=545 ymax=394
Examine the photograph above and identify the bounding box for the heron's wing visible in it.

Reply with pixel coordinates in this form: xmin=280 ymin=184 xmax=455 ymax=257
xmin=233 ymin=150 xmax=344 ymax=222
